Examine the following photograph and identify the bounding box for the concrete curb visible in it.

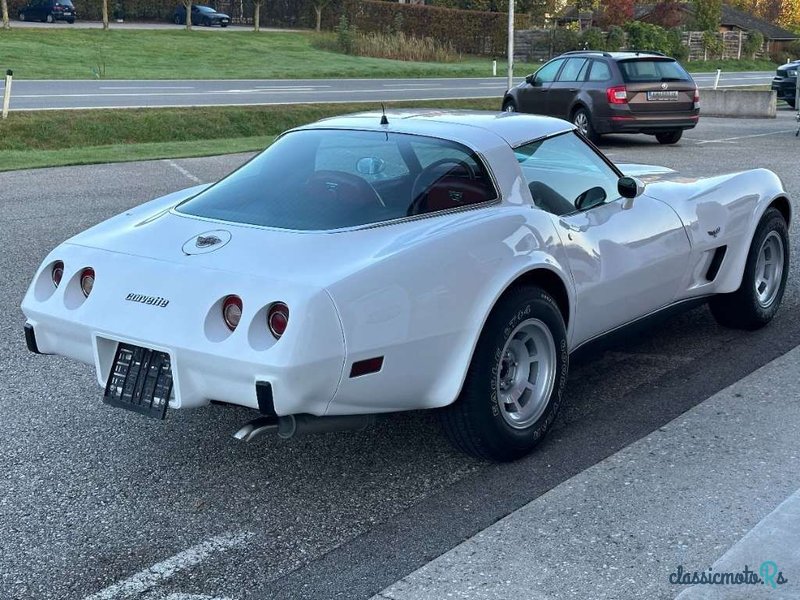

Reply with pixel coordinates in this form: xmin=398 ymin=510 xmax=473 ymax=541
xmin=701 ymin=89 xmax=777 ymax=118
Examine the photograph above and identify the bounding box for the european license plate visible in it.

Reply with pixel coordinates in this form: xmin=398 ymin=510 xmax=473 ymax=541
xmin=647 ymin=91 xmax=679 ymax=101
xmin=104 ymin=343 xmax=173 ymax=419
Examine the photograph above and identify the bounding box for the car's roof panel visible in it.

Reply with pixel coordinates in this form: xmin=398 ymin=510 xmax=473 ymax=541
xmin=297 ymin=110 xmax=575 ymax=149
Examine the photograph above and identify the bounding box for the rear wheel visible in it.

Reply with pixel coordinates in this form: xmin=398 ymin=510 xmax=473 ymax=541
xmin=440 ymin=286 xmax=568 ymax=462
xmin=174 ymin=14 xmax=182 ymax=24
xmin=787 ymin=98 xmax=796 ymax=109
xmin=709 ymin=208 xmax=789 ymax=330
xmin=19 ymin=11 xmax=26 ymax=20
xmin=655 ymin=130 xmax=683 ymax=144
xmin=572 ymin=107 xmax=600 ymax=143
xmin=46 ymin=13 xmax=54 ymax=22
xmin=502 ymin=99 xmax=517 ymax=112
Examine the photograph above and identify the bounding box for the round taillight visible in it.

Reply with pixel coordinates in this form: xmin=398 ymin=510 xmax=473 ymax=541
xmin=52 ymin=261 xmax=64 ymax=287
xmin=80 ymin=268 xmax=95 ymax=297
xmin=267 ymin=302 xmax=289 ymax=339
xmin=222 ymin=295 xmax=243 ymax=331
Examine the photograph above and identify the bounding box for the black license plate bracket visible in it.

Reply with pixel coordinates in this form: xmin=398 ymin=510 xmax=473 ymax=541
xmin=103 ymin=343 xmax=174 ymax=419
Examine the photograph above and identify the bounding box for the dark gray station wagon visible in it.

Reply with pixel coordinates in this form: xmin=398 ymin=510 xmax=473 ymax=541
xmin=503 ymin=51 xmax=700 ymax=145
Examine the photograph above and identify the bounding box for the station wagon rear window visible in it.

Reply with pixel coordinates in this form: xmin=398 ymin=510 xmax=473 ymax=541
xmin=618 ymin=59 xmax=691 ymax=83
xmin=177 ymin=129 xmax=498 ymax=231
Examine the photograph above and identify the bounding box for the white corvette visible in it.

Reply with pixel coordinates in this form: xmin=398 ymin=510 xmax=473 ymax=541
xmin=22 ymin=110 xmax=791 ymax=461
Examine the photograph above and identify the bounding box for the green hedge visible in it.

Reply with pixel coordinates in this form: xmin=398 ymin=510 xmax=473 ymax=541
xmin=328 ymin=0 xmax=528 ymax=56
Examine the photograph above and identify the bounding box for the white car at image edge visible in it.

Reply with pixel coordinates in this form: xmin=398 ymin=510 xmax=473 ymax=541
xmin=21 ymin=110 xmax=792 ymax=461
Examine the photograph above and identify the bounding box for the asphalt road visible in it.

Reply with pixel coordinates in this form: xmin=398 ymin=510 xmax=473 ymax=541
xmin=1 ymin=71 xmax=777 ymax=111
xmin=1 ymin=112 xmax=799 ymax=600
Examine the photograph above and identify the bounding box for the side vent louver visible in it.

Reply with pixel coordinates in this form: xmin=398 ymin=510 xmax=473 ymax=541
xmin=706 ymin=246 xmax=727 ymax=281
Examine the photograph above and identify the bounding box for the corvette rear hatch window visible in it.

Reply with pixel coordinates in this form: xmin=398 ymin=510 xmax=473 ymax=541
xmin=176 ymin=129 xmax=497 ymax=231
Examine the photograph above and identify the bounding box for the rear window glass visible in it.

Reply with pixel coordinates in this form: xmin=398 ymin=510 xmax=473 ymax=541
xmin=618 ymin=59 xmax=691 ymax=83
xmin=177 ymin=129 xmax=497 ymax=231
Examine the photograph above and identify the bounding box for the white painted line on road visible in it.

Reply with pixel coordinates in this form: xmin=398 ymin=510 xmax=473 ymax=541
xmin=81 ymin=532 xmax=254 ymax=600
xmin=100 ymin=86 xmax=197 ymax=90
xmin=695 ymin=129 xmax=796 ymax=144
xmin=165 ymin=159 xmax=203 ymax=184
xmin=145 ymin=593 xmax=238 ymax=600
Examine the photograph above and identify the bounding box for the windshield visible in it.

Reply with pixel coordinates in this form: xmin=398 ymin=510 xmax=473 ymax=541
xmin=177 ymin=129 xmax=497 ymax=231
xmin=196 ymin=5 xmax=214 ymax=12
xmin=618 ymin=59 xmax=691 ymax=83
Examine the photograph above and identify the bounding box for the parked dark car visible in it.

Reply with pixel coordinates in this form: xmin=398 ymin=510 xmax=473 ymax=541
xmin=173 ymin=4 xmax=230 ymax=26
xmin=18 ymin=0 xmax=76 ymax=23
xmin=771 ymin=60 xmax=799 ymax=108
xmin=503 ymin=51 xmax=700 ymax=144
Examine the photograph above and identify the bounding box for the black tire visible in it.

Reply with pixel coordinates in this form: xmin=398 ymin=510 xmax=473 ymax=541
xmin=203 ymin=17 xmax=211 ymax=26
xmin=46 ymin=13 xmax=54 ymax=22
xmin=66 ymin=18 xmax=75 ymax=23
xmin=709 ymin=208 xmax=789 ymax=330
xmin=440 ymin=286 xmax=569 ymax=462
xmin=572 ymin=107 xmax=600 ymax=143
xmin=787 ymin=99 xmax=796 ymax=109
xmin=502 ymin=98 xmax=517 ymax=112
xmin=174 ymin=14 xmax=182 ymax=24
xmin=655 ymin=130 xmax=683 ymax=144
xmin=221 ymin=22 xmax=228 ymax=27
xmin=19 ymin=11 xmax=26 ymax=20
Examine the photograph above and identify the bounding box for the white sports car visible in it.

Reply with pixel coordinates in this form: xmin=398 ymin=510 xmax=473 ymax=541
xmin=22 ymin=110 xmax=791 ymax=461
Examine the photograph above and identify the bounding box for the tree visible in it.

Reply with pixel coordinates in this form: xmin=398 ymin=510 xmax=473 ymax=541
xmin=599 ymin=0 xmax=634 ymax=27
xmin=2 ymin=0 xmax=9 ymax=30
xmin=181 ymin=0 xmax=192 ymax=30
xmin=648 ymin=0 xmax=685 ymax=28
xmin=313 ymin=0 xmax=330 ymax=32
xmin=101 ymin=0 xmax=108 ymax=29
xmin=253 ymin=0 xmax=263 ymax=31
xmin=693 ymin=0 xmax=722 ymax=32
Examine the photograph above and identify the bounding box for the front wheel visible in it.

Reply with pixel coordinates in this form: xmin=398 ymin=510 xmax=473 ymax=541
xmin=655 ymin=130 xmax=683 ymax=144
xmin=440 ymin=286 xmax=568 ymax=462
xmin=46 ymin=13 xmax=54 ymax=22
xmin=174 ymin=15 xmax=182 ymax=24
xmin=19 ymin=11 xmax=26 ymax=20
xmin=502 ymin=99 xmax=517 ymax=112
xmin=709 ymin=207 xmax=789 ymax=330
xmin=572 ymin=107 xmax=600 ymax=143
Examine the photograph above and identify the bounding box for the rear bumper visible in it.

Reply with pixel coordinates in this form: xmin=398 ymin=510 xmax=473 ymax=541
xmin=597 ymin=114 xmax=699 ymax=134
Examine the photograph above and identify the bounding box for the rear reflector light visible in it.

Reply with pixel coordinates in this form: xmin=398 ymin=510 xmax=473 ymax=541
xmin=267 ymin=302 xmax=289 ymax=339
xmin=222 ymin=295 xmax=243 ymax=331
xmin=80 ymin=268 xmax=95 ymax=297
xmin=52 ymin=261 xmax=64 ymax=287
xmin=350 ymin=357 xmax=384 ymax=378
xmin=606 ymin=85 xmax=628 ymax=104
xmin=693 ymin=87 xmax=701 ymax=108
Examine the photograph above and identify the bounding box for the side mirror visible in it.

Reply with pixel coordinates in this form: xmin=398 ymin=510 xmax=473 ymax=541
xmin=575 ymin=186 xmax=607 ymax=211
xmin=618 ymin=176 xmax=645 ymax=199
xmin=525 ymin=74 xmax=533 ymax=84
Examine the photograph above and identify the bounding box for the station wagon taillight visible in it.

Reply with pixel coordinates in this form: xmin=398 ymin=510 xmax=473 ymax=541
xmin=693 ymin=87 xmax=701 ymax=109
xmin=606 ymin=86 xmax=628 ymax=104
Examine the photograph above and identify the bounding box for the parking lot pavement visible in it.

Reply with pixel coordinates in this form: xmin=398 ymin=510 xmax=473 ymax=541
xmin=1 ymin=113 xmax=799 ymax=600
xmin=373 ymin=345 xmax=800 ymax=600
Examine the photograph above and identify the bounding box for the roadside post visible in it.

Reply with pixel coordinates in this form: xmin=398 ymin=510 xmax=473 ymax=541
xmin=507 ymin=0 xmax=514 ymax=91
xmin=493 ymin=60 xmax=497 ymax=77
xmin=713 ymin=69 xmax=721 ymax=90
xmin=2 ymin=70 xmax=12 ymax=120
xmin=795 ymin=69 xmax=799 ymax=137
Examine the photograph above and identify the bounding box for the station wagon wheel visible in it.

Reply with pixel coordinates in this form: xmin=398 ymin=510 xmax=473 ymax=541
xmin=502 ymin=99 xmax=517 ymax=112
xmin=572 ymin=107 xmax=599 ymax=143
xmin=440 ymin=285 xmax=568 ymax=462
xmin=709 ymin=207 xmax=789 ymax=330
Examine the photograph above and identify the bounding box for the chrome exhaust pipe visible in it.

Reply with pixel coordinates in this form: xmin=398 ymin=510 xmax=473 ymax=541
xmin=233 ymin=416 xmax=279 ymax=442
xmin=277 ymin=413 xmax=375 ymax=439
xmin=233 ymin=413 xmax=375 ymax=443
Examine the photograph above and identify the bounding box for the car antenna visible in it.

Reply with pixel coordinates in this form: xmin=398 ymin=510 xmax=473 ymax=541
xmin=380 ymin=103 xmax=389 ymax=125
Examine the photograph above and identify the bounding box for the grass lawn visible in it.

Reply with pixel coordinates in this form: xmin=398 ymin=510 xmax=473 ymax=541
xmin=0 ymin=29 xmax=525 ymax=80
xmin=0 ymin=29 xmax=776 ymax=80
xmin=0 ymin=98 xmax=501 ymax=171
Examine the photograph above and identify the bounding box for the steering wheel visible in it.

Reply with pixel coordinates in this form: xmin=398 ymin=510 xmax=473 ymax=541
xmin=408 ymin=159 xmax=477 ymax=216
xmin=305 ymin=170 xmax=385 ymax=208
